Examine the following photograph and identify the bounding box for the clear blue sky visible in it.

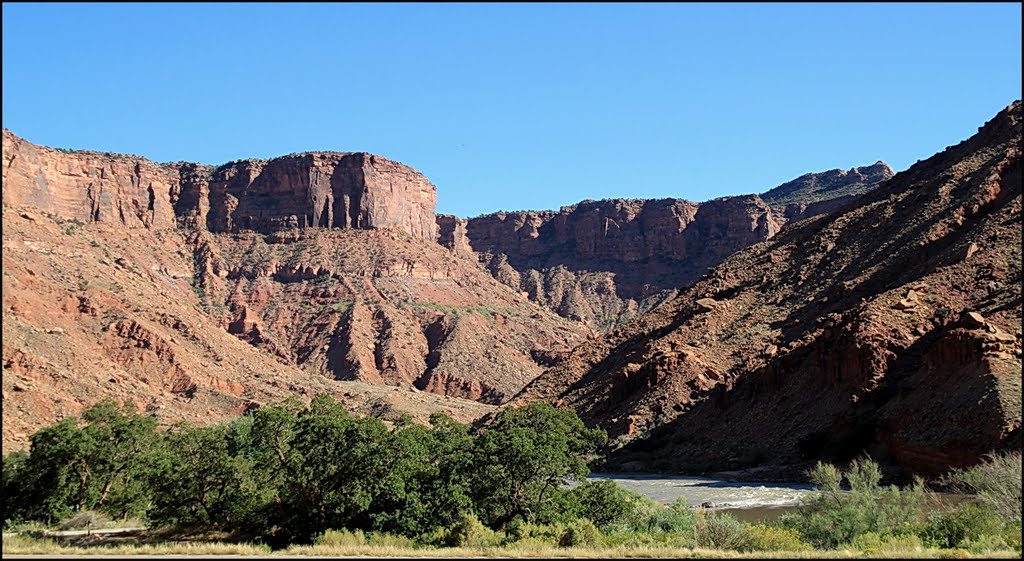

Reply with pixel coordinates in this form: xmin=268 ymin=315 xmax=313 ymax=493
xmin=3 ymin=3 xmax=1021 ymax=217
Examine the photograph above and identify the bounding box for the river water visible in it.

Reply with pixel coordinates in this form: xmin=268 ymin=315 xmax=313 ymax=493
xmin=587 ymin=473 xmax=814 ymax=522
xmin=586 ymin=473 xmax=970 ymax=523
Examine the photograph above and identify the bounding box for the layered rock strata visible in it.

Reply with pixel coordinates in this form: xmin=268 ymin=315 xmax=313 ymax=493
xmin=439 ymin=163 xmax=893 ymax=329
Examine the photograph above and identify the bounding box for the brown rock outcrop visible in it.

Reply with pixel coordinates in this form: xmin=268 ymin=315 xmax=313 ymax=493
xmin=511 ymin=101 xmax=1022 ymax=478
xmin=202 ymin=227 xmax=585 ymax=405
xmin=436 ymin=214 xmax=474 ymax=257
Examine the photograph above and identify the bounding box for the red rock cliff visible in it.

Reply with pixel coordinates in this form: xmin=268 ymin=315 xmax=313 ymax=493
xmin=3 ymin=130 xmax=438 ymax=240
xmin=440 ymin=163 xmax=891 ymax=329
xmin=2 ymin=130 xmax=181 ymax=229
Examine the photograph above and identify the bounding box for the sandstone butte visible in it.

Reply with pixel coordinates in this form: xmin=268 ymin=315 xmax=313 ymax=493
xmin=510 ymin=101 xmax=1023 ymax=479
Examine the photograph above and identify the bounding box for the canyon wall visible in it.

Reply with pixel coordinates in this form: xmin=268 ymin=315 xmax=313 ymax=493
xmin=439 ymin=162 xmax=894 ymax=328
xmin=2 ymin=130 xmax=582 ymax=451
xmin=3 ymin=130 xmax=438 ymax=240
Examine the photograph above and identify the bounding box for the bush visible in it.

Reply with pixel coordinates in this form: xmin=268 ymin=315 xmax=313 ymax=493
xmin=944 ymin=452 xmax=1022 ymax=524
xmin=1002 ymin=523 xmax=1022 ymax=552
xmin=746 ymin=524 xmax=811 ymax=551
xmin=445 ymin=514 xmax=502 ymax=548
xmin=630 ymin=498 xmax=697 ymax=534
xmin=504 ymin=519 xmax=562 ymax=545
xmin=783 ymin=457 xmax=927 ymax=549
xmin=561 ymin=480 xmax=642 ymax=532
xmin=57 ymin=510 xmax=113 ymax=531
xmin=920 ymin=503 xmax=1006 ymax=549
xmin=959 ymin=533 xmax=1011 ymax=554
xmin=365 ymin=532 xmax=416 ymax=548
xmin=696 ymin=512 xmax=751 ymax=551
xmin=315 ymin=528 xmax=365 ymax=546
xmin=558 ymin=518 xmax=601 ymax=547
xmin=850 ymin=531 xmax=924 ymax=552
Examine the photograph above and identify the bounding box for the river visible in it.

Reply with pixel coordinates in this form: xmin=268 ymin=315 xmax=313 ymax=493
xmin=586 ymin=473 xmax=971 ymax=523
xmin=587 ymin=472 xmax=814 ymax=522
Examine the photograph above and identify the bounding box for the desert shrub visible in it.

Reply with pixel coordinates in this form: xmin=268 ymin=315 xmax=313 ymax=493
xmin=850 ymin=531 xmax=924 ymax=552
xmin=503 ymin=520 xmax=565 ymax=551
xmin=696 ymin=512 xmax=752 ymax=550
xmin=959 ymin=533 xmax=1011 ymax=554
xmin=561 ymin=479 xmax=643 ymax=532
xmin=1002 ymin=523 xmax=1022 ymax=551
xmin=417 ymin=526 xmax=450 ymax=547
xmin=558 ymin=518 xmax=601 ymax=547
xmin=504 ymin=518 xmax=562 ymax=545
xmin=315 ymin=528 xmax=365 ymax=546
xmin=784 ymin=458 xmax=926 ymax=549
xmin=595 ymin=497 xmax=697 ymax=548
xmin=630 ymin=497 xmax=697 ymax=534
xmin=445 ymin=514 xmax=502 ymax=547
xmin=920 ymin=503 xmax=1006 ymax=549
xmin=364 ymin=532 xmax=416 ymax=548
xmin=746 ymin=523 xmax=811 ymax=551
xmin=57 ymin=510 xmax=113 ymax=530
xmin=944 ymin=452 xmax=1022 ymax=524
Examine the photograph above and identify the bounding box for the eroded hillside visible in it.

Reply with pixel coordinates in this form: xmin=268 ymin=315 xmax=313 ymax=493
xmin=513 ymin=102 xmax=1022 ymax=478
xmin=1 ymin=131 xmax=586 ymax=449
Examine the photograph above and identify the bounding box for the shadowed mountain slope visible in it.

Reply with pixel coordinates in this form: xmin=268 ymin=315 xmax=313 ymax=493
xmin=512 ymin=101 xmax=1022 ymax=478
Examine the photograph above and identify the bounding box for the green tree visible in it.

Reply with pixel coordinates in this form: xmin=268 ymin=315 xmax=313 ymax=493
xmin=365 ymin=414 xmax=474 ymax=536
xmin=8 ymin=400 xmax=158 ymax=523
xmin=277 ymin=395 xmax=391 ymax=542
xmin=470 ymin=402 xmax=606 ymax=528
xmin=3 ymin=450 xmax=33 ymax=526
xmin=148 ymin=423 xmax=268 ymax=529
xmin=75 ymin=400 xmax=159 ymax=518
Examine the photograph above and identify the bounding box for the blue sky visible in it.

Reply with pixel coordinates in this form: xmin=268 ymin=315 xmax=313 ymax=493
xmin=3 ymin=3 xmax=1021 ymax=217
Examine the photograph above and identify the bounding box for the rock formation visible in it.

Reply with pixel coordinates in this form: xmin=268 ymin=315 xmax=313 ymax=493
xmin=1 ymin=206 xmax=498 ymax=451
xmin=2 ymin=131 xmax=585 ymax=450
xmin=439 ymin=163 xmax=893 ymax=329
xmin=3 ymin=130 xmax=438 ymax=240
xmin=511 ymin=102 xmax=1022 ymax=478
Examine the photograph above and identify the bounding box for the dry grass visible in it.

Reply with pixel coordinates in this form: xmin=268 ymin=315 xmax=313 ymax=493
xmin=281 ymin=544 xmax=1020 ymax=558
xmin=4 ymin=534 xmax=1019 ymax=558
xmin=0 ymin=534 xmax=270 ymax=555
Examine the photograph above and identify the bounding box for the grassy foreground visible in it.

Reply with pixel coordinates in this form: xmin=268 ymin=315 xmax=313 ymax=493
xmin=3 ymin=535 xmax=1019 ymax=559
